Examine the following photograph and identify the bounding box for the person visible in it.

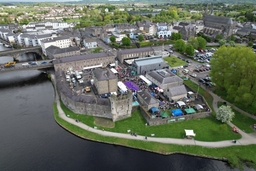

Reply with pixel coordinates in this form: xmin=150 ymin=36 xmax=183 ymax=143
xmin=145 ymin=136 xmax=147 ymax=140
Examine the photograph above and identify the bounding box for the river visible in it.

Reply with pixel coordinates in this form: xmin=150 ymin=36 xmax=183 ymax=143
xmin=0 ymin=45 xmax=253 ymax=171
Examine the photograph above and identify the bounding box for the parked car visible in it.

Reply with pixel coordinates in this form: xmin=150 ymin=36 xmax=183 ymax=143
xmin=22 ymin=63 xmax=29 ymax=66
xmin=199 ymin=78 xmax=206 ymax=84
xmin=41 ymin=61 xmax=47 ymax=64
xmin=29 ymin=62 xmax=37 ymax=65
xmin=190 ymin=73 xmax=197 ymax=78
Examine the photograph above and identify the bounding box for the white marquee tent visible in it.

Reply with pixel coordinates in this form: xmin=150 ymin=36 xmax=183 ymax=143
xmin=185 ymin=129 xmax=196 ymax=137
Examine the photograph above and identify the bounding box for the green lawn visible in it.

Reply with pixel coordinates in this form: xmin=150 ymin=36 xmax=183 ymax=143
xmin=164 ymin=56 xmax=187 ymax=67
xmin=60 ymin=101 xmax=241 ymax=141
xmin=218 ymin=102 xmax=256 ymax=133
xmin=53 ymin=103 xmax=256 ymax=170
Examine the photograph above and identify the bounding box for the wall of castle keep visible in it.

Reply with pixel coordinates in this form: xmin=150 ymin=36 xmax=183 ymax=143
xmin=59 ymin=90 xmax=113 ymax=119
xmin=109 ymin=92 xmax=133 ymax=122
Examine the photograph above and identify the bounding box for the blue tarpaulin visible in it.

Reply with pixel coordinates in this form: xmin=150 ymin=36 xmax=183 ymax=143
xmin=171 ymin=109 xmax=183 ymax=116
xmin=151 ymin=107 xmax=159 ymax=113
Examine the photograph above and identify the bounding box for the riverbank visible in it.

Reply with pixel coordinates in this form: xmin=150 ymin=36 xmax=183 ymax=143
xmin=51 ymin=74 xmax=256 ymax=170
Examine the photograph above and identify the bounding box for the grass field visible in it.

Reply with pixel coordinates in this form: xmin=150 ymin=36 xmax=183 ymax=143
xmin=218 ymin=102 xmax=256 ymax=133
xmin=164 ymin=56 xmax=187 ymax=67
xmin=53 ymin=103 xmax=256 ymax=170
xmin=60 ymin=101 xmax=241 ymax=141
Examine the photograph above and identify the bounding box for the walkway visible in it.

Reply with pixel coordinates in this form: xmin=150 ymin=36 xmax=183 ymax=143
xmin=52 ymin=74 xmax=256 ymax=148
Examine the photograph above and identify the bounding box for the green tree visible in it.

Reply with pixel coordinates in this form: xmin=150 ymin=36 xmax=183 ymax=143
xmin=122 ymin=37 xmax=131 ymax=46
xmin=171 ymin=33 xmax=182 ymax=40
xmin=209 ymin=46 xmax=256 ymax=107
xmin=174 ymin=39 xmax=186 ymax=53
xmin=185 ymin=44 xmax=195 ymax=56
xmin=215 ymin=34 xmax=223 ymax=42
xmin=248 ymin=42 xmax=253 ymax=47
xmin=187 ymin=36 xmax=198 ymax=50
xmin=197 ymin=37 xmax=207 ymax=49
xmin=229 ymin=41 xmax=235 ymax=47
xmin=216 ymin=105 xmax=235 ymax=123
xmin=219 ymin=39 xmax=226 ymax=46
xmin=138 ymin=34 xmax=144 ymax=42
xmin=110 ymin=36 xmax=116 ymax=43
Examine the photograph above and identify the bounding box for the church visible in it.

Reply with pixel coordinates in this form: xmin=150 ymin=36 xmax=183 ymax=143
xmin=202 ymin=4 xmax=235 ymax=38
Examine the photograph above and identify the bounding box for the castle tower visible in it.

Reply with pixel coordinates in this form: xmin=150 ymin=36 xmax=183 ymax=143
xmin=109 ymin=92 xmax=133 ymax=122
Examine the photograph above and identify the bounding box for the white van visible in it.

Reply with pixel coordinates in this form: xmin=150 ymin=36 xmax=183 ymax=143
xmin=75 ymin=70 xmax=82 ymax=79
xmin=183 ymin=69 xmax=189 ymax=74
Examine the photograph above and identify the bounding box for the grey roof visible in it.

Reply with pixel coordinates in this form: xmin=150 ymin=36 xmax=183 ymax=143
xmin=134 ymin=56 xmax=164 ymax=66
xmin=53 ymin=52 xmax=114 ymax=64
xmin=204 ymin=15 xmax=233 ymax=25
xmin=46 ymin=45 xmax=80 ymax=55
xmin=169 ymin=85 xmax=187 ymax=96
xmin=36 ymin=34 xmax=52 ymax=39
xmin=93 ymin=68 xmax=117 ymax=81
xmin=137 ymin=90 xmax=158 ymax=105
xmin=147 ymin=69 xmax=183 ymax=84
xmin=41 ymin=36 xmax=70 ymax=43
xmin=118 ymin=47 xmax=154 ymax=55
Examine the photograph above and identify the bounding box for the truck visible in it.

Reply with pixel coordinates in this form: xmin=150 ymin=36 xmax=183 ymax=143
xmin=4 ymin=61 xmax=16 ymax=67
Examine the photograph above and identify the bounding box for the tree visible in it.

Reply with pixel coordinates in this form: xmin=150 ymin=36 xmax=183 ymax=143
xmin=218 ymin=39 xmax=226 ymax=46
xmin=138 ymin=34 xmax=144 ymax=42
xmin=122 ymin=37 xmax=131 ymax=46
xmin=174 ymin=39 xmax=186 ymax=53
xmin=209 ymin=46 xmax=256 ymax=107
xmin=110 ymin=36 xmax=116 ymax=43
xmin=229 ymin=41 xmax=235 ymax=47
xmin=216 ymin=105 xmax=235 ymax=123
xmin=248 ymin=42 xmax=253 ymax=47
xmin=187 ymin=36 xmax=198 ymax=50
xmin=171 ymin=33 xmax=182 ymax=40
xmin=215 ymin=34 xmax=223 ymax=42
xmin=185 ymin=44 xmax=195 ymax=56
xmin=197 ymin=37 xmax=206 ymax=49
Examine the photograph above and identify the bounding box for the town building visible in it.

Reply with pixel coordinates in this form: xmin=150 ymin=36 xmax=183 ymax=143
xmin=137 ymin=90 xmax=159 ymax=110
xmin=45 ymin=45 xmax=80 ymax=59
xmin=117 ymin=47 xmax=154 ymax=63
xmin=132 ymin=56 xmax=169 ymax=75
xmin=53 ymin=52 xmax=115 ymax=71
xmin=41 ymin=36 xmax=72 ymax=55
xmin=92 ymin=68 xmax=118 ymax=95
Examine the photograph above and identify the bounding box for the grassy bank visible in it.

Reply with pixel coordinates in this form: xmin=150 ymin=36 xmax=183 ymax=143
xmin=53 ymin=102 xmax=256 ymax=170
xmin=218 ymin=102 xmax=256 ymax=133
xmin=164 ymin=57 xmax=187 ymax=67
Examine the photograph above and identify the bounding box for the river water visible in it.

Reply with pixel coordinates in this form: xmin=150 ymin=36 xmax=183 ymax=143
xmin=0 ymin=45 xmax=254 ymax=171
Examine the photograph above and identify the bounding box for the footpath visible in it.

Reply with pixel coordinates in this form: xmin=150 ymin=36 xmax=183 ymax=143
xmin=52 ymin=74 xmax=256 ymax=148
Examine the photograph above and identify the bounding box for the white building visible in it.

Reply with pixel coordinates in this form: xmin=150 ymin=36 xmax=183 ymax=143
xmin=41 ymin=36 xmax=72 ymax=55
xmin=83 ymin=38 xmax=98 ymax=49
xmin=157 ymin=30 xmax=172 ymax=39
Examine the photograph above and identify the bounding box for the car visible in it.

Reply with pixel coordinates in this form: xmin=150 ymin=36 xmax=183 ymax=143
xmin=41 ymin=61 xmax=47 ymax=64
xmin=22 ymin=63 xmax=29 ymax=66
xmin=190 ymin=73 xmax=197 ymax=78
xmin=29 ymin=62 xmax=37 ymax=65
xmin=194 ymin=69 xmax=200 ymax=72
xmin=199 ymin=78 xmax=206 ymax=84
xmin=49 ymin=60 xmax=53 ymax=63
xmin=183 ymin=64 xmax=189 ymax=68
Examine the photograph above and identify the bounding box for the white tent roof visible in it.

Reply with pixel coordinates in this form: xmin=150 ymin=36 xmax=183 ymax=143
xmin=177 ymin=101 xmax=186 ymax=106
xmin=187 ymin=91 xmax=194 ymax=95
xmin=195 ymin=104 xmax=204 ymax=110
xmin=185 ymin=129 xmax=196 ymax=136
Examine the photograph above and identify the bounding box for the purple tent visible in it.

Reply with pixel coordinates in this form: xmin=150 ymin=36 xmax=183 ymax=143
xmin=124 ymin=81 xmax=140 ymax=91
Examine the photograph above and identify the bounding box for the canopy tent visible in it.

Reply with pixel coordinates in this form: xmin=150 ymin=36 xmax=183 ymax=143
xmin=150 ymin=107 xmax=159 ymax=113
xmin=124 ymin=81 xmax=140 ymax=91
xmin=110 ymin=68 xmax=118 ymax=74
xmin=117 ymin=81 xmax=128 ymax=94
xmin=160 ymin=112 xmax=169 ymax=118
xmin=195 ymin=104 xmax=204 ymax=110
xmin=139 ymin=75 xmax=152 ymax=86
xmin=185 ymin=129 xmax=196 ymax=137
xmin=171 ymin=109 xmax=183 ymax=117
xmin=177 ymin=101 xmax=186 ymax=107
xmin=185 ymin=108 xmax=196 ymax=114
xmin=187 ymin=91 xmax=194 ymax=95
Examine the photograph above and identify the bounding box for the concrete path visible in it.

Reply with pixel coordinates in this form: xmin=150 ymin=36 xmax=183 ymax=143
xmin=52 ymin=74 xmax=256 ymax=148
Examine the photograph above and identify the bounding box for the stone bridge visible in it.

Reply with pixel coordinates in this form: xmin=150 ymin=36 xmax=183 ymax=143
xmin=0 ymin=46 xmax=45 ymax=60
xmin=0 ymin=61 xmax=53 ymax=73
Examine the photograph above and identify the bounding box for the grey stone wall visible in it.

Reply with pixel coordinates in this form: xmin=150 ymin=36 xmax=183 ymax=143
xmin=139 ymin=105 xmax=212 ymax=126
xmin=59 ymin=90 xmax=112 ymax=119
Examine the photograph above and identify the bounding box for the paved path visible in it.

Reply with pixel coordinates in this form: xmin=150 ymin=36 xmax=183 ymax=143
xmin=52 ymin=74 xmax=256 ymax=148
